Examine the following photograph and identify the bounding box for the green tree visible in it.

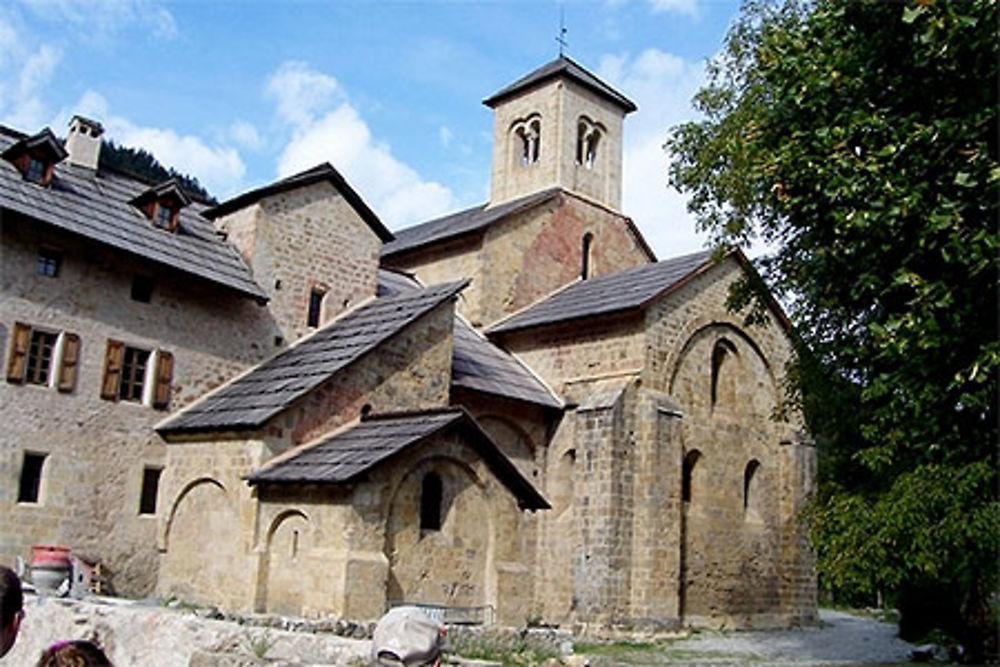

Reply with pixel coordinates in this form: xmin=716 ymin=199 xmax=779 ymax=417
xmin=99 ymin=140 xmax=215 ymax=202
xmin=667 ymin=0 xmax=998 ymax=658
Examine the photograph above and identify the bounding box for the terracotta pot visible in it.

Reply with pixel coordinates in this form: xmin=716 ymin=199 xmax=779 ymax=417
xmin=30 ymin=545 xmax=71 ymax=591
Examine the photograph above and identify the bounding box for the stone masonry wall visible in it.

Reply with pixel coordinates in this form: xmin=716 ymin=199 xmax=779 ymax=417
xmin=489 ymin=78 xmax=625 ymax=210
xmin=217 ymin=181 xmax=382 ymax=344
xmin=1 ymin=216 xmax=277 ymax=594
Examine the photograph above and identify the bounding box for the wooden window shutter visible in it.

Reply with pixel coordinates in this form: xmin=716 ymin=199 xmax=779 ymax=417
xmin=101 ymin=339 xmax=125 ymax=400
xmin=57 ymin=333 xmax=81 ymax=393
xmin=6 ymin=322 xmax=31 ymax=383
xmin=153 ymin=350 xmax=173 ymax=410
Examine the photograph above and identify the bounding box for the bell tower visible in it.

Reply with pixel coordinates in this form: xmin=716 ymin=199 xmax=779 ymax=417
xmin=483 ymin=56 xmax=636 ymax=211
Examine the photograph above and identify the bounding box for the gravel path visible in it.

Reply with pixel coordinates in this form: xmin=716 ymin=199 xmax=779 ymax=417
xmin=5 ymin=593 xmax=918 ymax=666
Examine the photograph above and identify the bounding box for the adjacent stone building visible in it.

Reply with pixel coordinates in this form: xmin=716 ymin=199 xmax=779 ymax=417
xmin=1 ymin=55 xmax=816 ymax=633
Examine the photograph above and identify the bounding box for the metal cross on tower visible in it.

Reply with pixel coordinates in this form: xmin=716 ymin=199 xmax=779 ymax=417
xmin=556 ymin=8 xmax=568 ymax=57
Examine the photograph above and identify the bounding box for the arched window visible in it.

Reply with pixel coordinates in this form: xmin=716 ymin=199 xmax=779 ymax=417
xmin=682 ymin=450 xmax=701 ymax=503
xmin=513 ymin=116 xmax=541 ymax=167
xmin=581 ymin=233 xmax=594 ymax=280
xmin=711 ymin=338 xmax=738 ymax=406
xmin=575 ymin=117 xmax=604 ymax=170
xmin=420 ymin=472 xmax=442 ymax=531
xmin=744 ymin=459 xmax=761 ymax=518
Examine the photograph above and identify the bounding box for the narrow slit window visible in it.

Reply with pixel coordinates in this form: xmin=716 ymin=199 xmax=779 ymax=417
xmin=420 ymin=472 xmax=443 ymax=531
xmin=744 ymin=459 xmax=761 ymax=514
xmin=307 ymin=287 xmax=326 ymax=327
xmin=139 ymin=467 xmax=162 ymax=515
xmin=682 ymin=450 xmax=701 ymax=503
xmin=18 ymin=453 xmax=46 ymax=503
xmin=581 ymin=233 xmax=594 ymax=280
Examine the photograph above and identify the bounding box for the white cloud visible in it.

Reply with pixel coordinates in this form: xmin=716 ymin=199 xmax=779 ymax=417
xmin=266 ymin=61 xmax=342 ymax=127
xmin=19 ymin=0 xmax=178 ymax=41
xmin=269 ymin=61 xmax=456 ymax=229
xmin=229 ymin=120 xmax=263 ymax=151
xmin=648 ymin=0 xmax=699 ymax=17
xmin=0 ymin=23 xmax=62 ymax=131
xmin=56 ymin=90 xmax=247 ymax=197
xmin=598 ymin=49 xmax=709 ymax=259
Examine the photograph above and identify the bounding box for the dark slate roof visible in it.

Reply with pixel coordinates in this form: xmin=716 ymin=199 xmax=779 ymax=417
xmin=488 ymin=250 xmax=715 ymax=335
xmin=376 ymin=269 xmax=562 ymax=409
xmin=451 ymin=317 xmax=562 ymax=408
xmin=381 ymin=188 xmax=559 ymax=259
xmin=0 ymin=126 xmax=266 ymax=301
xmin=245 ymin=409 xmax=550 ymax=511
xmin=204 ymin=162 xmax=393 ymax=243
xmin=156 ymin=280 xmax=468 ymax=435
xmin=483 ymin=56 xmax=637 ymax=113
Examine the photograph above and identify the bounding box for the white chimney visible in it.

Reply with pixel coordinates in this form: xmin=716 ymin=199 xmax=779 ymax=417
xmin=65 ymin=115 xmax=104 ymax=170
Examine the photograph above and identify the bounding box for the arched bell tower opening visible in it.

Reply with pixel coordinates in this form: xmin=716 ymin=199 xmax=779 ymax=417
xmin=484 ymin=55 xmax=636 ymax=210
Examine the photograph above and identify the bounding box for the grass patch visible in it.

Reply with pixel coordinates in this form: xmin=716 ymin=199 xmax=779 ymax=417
xmin=448 ymin=630 xmax=562 ymax=666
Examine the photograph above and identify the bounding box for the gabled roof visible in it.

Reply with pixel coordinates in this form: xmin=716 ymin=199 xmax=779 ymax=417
xmin=487 ymin=250 xmax=714 ymax=335
xmin=483 ymin=55 xmax=637 ymax=113
xmin=1 ymin=127 xmax=68 ymax=163
xmin=377 ymin=269 xmax=562 ymax=409
xmin=0 ymin=126 xmax=266 ymax=301
xmin=204 ymin=162 xmax=393 ymax=243
xmin=381 ymin=188 xmax=559 ymax=259
xmin=156 ymin=280 xmax=468 ymax=435
xmin=130 ymin=178 xmax=191 ymax=208
xmin=245 ymin=408 xmax=550 ymax=511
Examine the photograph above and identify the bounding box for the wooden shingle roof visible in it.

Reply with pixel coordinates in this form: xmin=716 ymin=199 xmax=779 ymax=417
xmin=156 ymin=280 xmax=468 ymax=435
xmin=483 ymin=55 xmax=637 ymax=113
xmin=487 ymin=250 xmax=714 ymax=335
xmin=0 ymin=126 xmax=266 ymax=301
xmin=245 ymin=408 xmax=550 ymax=511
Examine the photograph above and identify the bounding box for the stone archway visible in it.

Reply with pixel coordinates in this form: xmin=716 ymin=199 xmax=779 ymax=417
xmin=264 ymin=511 xmax=311 ymax=616
xmin=161 ymin=478 xmax=242 ymax=607
xmin=384 ymin=457 xmax=490 ymax=609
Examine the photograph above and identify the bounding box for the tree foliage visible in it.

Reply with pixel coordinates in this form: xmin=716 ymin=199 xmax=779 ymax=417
xmin=98 ymin=140 xmax=214 ymax=202
xmin=667 ymin=0 xmax=998 ymax=657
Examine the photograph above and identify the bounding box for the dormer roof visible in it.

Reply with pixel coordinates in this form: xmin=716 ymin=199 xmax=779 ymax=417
xmin=483 ymin=55 xmax=637 ymax=113
xmin=1 ymin=127 xmax=68 ymax=164
xmin=130 ymin=178 xmax=192 ymax=209
xmin=204 ymin=162 xmax=394 ymax=243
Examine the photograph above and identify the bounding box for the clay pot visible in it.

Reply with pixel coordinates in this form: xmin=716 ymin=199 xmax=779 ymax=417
xmin=30 ymin=545 xmax=71 ymax=591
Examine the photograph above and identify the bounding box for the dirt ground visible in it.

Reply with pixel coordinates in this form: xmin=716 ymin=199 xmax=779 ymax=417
xmin=4 ymin=593 xmax=920 ymax=666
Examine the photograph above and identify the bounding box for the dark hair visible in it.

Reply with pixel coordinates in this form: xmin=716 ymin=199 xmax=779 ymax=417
xmin=0 ymin=566 xmax=23 ymax=628
xmin=37 ymin=640 xmax=113 ymax=666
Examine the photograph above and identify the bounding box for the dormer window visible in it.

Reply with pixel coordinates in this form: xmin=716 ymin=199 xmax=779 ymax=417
xmin=130 ymin=179 xmax=190 ymax=233
xmin=1 ymin=128 xmax=67 ymax=187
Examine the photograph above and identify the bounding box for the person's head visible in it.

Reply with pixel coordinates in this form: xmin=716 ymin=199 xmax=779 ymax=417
xmin=36 ymin=640 xmax=113 ymax=667
xmin=370 ymin=606 xmax=446 ymax=667
xmin=0 ymin=566 xmax=24 ymax=658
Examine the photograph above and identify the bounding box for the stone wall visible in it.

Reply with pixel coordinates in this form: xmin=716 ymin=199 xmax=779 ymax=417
xmin=1 ymin=215 xmax=277 ymax=593
xmin=216 ymin=180 xmax=383 ymax=343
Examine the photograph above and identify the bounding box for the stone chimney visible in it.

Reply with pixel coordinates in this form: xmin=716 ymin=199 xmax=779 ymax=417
xmin=65 ymin=115 xmax=104 ymax=170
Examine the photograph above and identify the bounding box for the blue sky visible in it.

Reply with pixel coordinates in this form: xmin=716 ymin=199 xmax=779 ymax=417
xmin=1 ymin=0 xmax=742 ymax=259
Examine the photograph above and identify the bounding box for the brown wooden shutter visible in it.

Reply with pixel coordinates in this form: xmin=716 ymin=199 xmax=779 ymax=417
xmin=6 ymin=322 xmax=31 ymax=383
xmin=57 ymin=333 xmax=80 ymax=393
xmin=101 ymin=339 xmax=124 ymax=400
xmin=153 ymin=350 xmax=173 ymax=410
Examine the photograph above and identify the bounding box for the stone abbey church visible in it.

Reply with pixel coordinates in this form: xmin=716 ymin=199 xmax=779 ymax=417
xmin=1 ymin=56 xmax=816 ymax=632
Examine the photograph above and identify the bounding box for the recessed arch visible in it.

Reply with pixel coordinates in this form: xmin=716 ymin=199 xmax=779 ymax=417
xmin=162 ymin=476 xmax=227 ymax=550
xmin=667 ymin=321 xmax=776 ymax=397
xmin=682 ymin=449 xmax=701 ymax=504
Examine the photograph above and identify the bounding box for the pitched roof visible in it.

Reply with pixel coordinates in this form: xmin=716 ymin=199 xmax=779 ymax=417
xmin=377 ymin=269 xmax=562 ymax=409
xmin=483 ymin=56 xmax=637 ymax=113
xmin=381 ymin=188 xmax=559 ymax=259
xmin=204 ymin=162 xmax=393 ymax=243
xmin=245 ymin=409 xmax=550 ymax=511
xmin=0 ymin=126 xmax=266 ymax=301
xmin=487 ymin=250 xmax=715 ymax=335
xmin=156 ymin=280 xmax=468 ymax=435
